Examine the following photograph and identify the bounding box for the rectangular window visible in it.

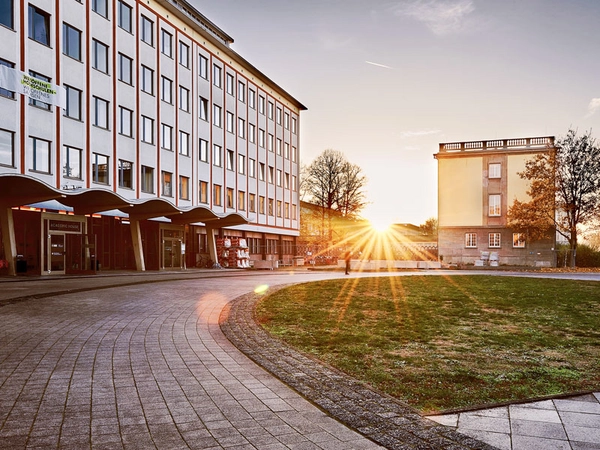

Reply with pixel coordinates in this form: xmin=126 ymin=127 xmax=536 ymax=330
xmin=92 ymin=0 xmax=107 ymax=17
xmin=276 ymin=200 xmax=282 ymax=217
xmin=179 ymin=42 xmax=189 ymax=67
xmin=64 ymin=85 xmax=82 ymax=120
xmin=292 ymin=204 xmax=297 ymax=220
xmin=30 ymin=137 xmax=50 ymax=173
xmin=268 ymin=101 xmax=274 ymax=120
xmin=285 ymin=202 xmax=290 ymax=219
xmin=179 ymin=176 xmax=189 ymax=200
xmin=141 ymin=65 xmax=153 ymax=94
xmin=226 ymin=149 xmax=234 ymax=171
xmin=119 ymin=106 xmax=133 ymax=137
xmin=248 ymin=124 xmax=255 ymax=143
xmin=29 ymin=5 xmax=50 ymax=46
xmin=63 ymin=145 xmax=81 ymax=179
xmin=276 ymin=138 xmax=281 ymax=155
xmin=0 ymin=129 xmax=14 ymax=167
xmin=141 ymin=166 xmax=154 ymax=193
xmin=118 ymin=53 xmax=133 ymax=84
xmin=179 ymin=86 xmax=189 ymax=111
xmin=292 ymin=146 xmax=297 ymax=162
xmin=142 ymin=116 xmax=154 ymax=144
xmin=199 ymin=55 xmax=208 ymax=79
xmin=28 ymin=71 xmax=51 ymax=110
xmin=292 ymin=175 xmax=297 ymax=191
xmin=284 ymin=112 xmax=289 ymax=129
xmin=292 ymin=117 xmax=297 ymax=134
xmin=489 ymin=233 xmax=501 ymax=248
xmin=213 ymin=144 xmax=221 ymax=166
xmin=161 ymin=29 xmax=172 ymax=57
xmin=276 ymin=169 xmax=282 ymax=186
xmin=238 ymin=154 xmax=245 ymax=174
xmin=268 ymin=198 xmax=274 ymax=216
xmin=199 ymin=139 xmax=208 ymax=162
xmin=199 ymin=181 xmax=208 ymax=203
xmin=226 ymin=111 xmax=234 ymax=133
xmin=162 ymin=171 xmax=172 ymax=197
xmin=213 ymin=65 xmax=221 ymax=88
xmin=141 ymin=16 xmax=153 ymax=46
xmin=213 ymin=184 xmax=222 ymax=206
xmin=465 ymin=233 xmax=477 ymax=248
xmin=0 ymin=0 xmax=14 ymax=29
xmin=268 ymin=166 xmax=274 ymax=184
xmin=199 ymin=97 xmax=208 ymax=120
xmin=259 ymin=129 xmax=265 ymax=148
xmin=259 ymin=96 xmax=265 ymax=115
xmin=161 ymin=76 xmax=172 ymax=103
xmin=213 ymin=104 xmax=222 ymax=127
xmin=284 ymin=172 xmax=290 ymax=189
xmin=258 ymin=162 xmax=265 ymax=181
xmin=93 ymin=96 xmax=109 ymax=129
xmin=226 ymin=188 xmax=234 ymax=208
xmin=238 ymin=118 xmax=245 ymax=139
xmin=161 ymin=123 xmax=172 ymax=150
xmin=489 ymin=163 xmax=501 ymax=179
xmin=489 ymin=194 xmax=501 ymax=216
xmin=0 ymin=59 xmax=15 ymax=98
xmin=276 ymin=107 xmax=282 ymax=125
xmin=118 ymin=160 xmax=133 ymax=189
xmin=248 ymin=89 xmax=256 ymax=109
xmin=118 ymin=1 xmax=132 ymax=32
xmin=249 ymin=193 xmax=256 ymax=212
xmin=179 ymin=131 xmax=189 ymax=156
xmin=63 ymin=23 xmax=81 ymax=60
xmin=238 ymin=191 xmax=245 ymax=210
xmin=513 ymin=233 xmax=526 ymax=248
xmin=248 ymin=158 xmax=255 ymax=178
xmin=93 ymin=39 xmax=109 ymax=73
xmin=226 ymin=73 xmax=234 ymax=96
xmin=268 ymin=134 xmax=274 ymax=152
xmin=284 ymin=143 xmax=290 ymax=159
xmin=259 ymin=196 xmax=265 ymax=214
xmin=238 ymin=81 xmax=245 ymax=102
xmin=92 ymin=153 xmax=109 ymax=184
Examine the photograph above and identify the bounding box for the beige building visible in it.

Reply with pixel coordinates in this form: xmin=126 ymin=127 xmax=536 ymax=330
xmin=434 ymin=137 xmax=556 ymax=267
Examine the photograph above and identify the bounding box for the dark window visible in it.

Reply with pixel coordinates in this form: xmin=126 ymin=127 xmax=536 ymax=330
xmin=117 ymin=1 xmax=132 ymax=32
xmin=0 ymin=128 xmax=14 ymax=167
xmin=118 ymin=53 xmax=132 ymax=84
xmin=118 ymin=160 xmax=133 ymax=188
xmin=63 ymin=145 xmax=82 ymax=179
xmin=0 ymin=0 xmax=14 ymax=29
xmin=0 ymin=59 xmax=15 ymax=99
xmin=92 ymin=153 xmax=109 ymax=184
xmin=28 ymin=5 xmax=50 ymax=46
xmin=63 ymin=23 xmax=81 ymax=60
xmin=141 ymin=16 xmax=153 ymax=45
xmin=64 ymin=85 xmax=82 ymax=120
xmin=93 ymin=39 xmax=108 ymax=73
xmin=92 ymin=0 xmax=107 ymax=18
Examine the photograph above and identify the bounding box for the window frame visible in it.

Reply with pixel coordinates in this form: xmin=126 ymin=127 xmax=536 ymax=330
xmin=117 ymin=1 xmax=132 ymax=33
xmin=92 ymin=39 xmax=109 ymax=74
xmin=63 ymin=23 xmax=81 ymax=60
xmin=118 ymin=159 xmax=133 ymax=189
xmin=489 ymin=194 xmax=501 ymax=217
xmin=141 ymin=65 xmax=154 ymax=95
xmin=161 ymin=171 xmax=173 ymax=197
xmin=141 ymin=116 xmax=154 ymax=144
xmin=118 ymin=53 xmax=133 ymax=85
xmin=488 ymin=163 xmax=501 ymax=179
xmin=119 ymin=106 xmax=133 ymax=137
xmin=141 ymin=166 xmax=154 ymax=193
xmin=91 ymin=153 xmax=109 ymax=184
xmin=140 ymin=15 xmax=153 ymax=46
xmin=161 ymin=29 xmax=172 ymax=57
xmin=30 ymin=136 xmax=51 ymax=173
xmin=161 ymin=123 xmax=173 ymax=150
xmin=63 ymin=145 xmax=82 ymax=179
xmin=93 ymin=96 xmax=109 ymax=129
xmin=179 ymin=130 xmax=189 ymax=156
xmin=465 ymin=233 xmax=477 ymax=248
xmin=64 ymin=85 xmax=82 ymax=121
xmin=0 ymin=128 xmax=15 ymax=167
xmin=488 ymin=232 xmax=501 ymax=248
xmin=28 ymin=5 xmax=50 ymax=46
xmin=513 ymin=233 xmax=526 ymax=248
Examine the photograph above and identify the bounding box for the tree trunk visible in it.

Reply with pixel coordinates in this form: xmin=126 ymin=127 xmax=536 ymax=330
xmin=570 ymin=236 xmax=577 ymax=268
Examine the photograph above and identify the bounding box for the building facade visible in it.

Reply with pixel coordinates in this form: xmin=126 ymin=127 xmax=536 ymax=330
xmin=0 ymin=0 xmax=306 ymax=275
xmin=435 ymin=137 xmax=556 ymax=267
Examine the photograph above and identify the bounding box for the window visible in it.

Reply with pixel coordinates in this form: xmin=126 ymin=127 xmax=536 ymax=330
xmin=30 ymin=137 xmax=50 ymax=173
xmin=161 ymin=76 xmax=172 ymax=103
xmin=248 ymin=124 xmax=255 ymax=143
xmin=93 ymin=39 xmax=108 ymax=73
xmin=238 ymin=81 xmax=245 ymax=102
xmin=63 ymin=145 xmax=81 ymax=179
xmin=28 ymin=71 xmax=51 ymax=110
xmin=284 ymin=172 xmax=290 ymax=189
xmin=141 ymin=16 xmax=153 ymax=46
xmin=238 ymin=154 xmax=245 ymax=174
xmin=276 ymin=138 xmax=281 ymax=155
xmin=199 ymin=139 xmax=208 ymax=162
xmin=284 ymin=112 xmax=289 ymax=129
xmin=179 ymin=176 xmax=189 ymax=200
xmin=226 ymin=73 xmax=234 ymax=96
xmin=285 ymin=202 xmax=290 ymax=219
xmin=259 ymin=129 xmax=265 ymax=148
xmin=292 ymin=204 xmax=297 ymax=220
xmin=248 ymin=89 xmax=255 ymax=109
xmin=489 ymin=163 xmax=501 ymax=179
xmin=0 ymin=129 xmax=14 ymax=167
xmin=118 ymin=160 xmax=133 ymax=188
xmin=118 ymin=1 xmax=132 ymax=32
xmin=179 ymin=42 xmax=189 ymax=67
xmin=277 ymin=200 xmax=282 ymax=217
xmin=161 ymin=172 xmax=172 ymax=196
xmin=513 ymin=233 xmax=526 ymax=248
xmin=28 ymin=5 xmax=50 ymax=46
xmin=161 ymin=123 xmax=172 ymax=150
xmin=268 ymin=198 xmax=274 ymax=216
xmin=179 ymin=86 xmax=189 ymax=111
xmin=259 ymin=196 xmax=265 ymax=214
xmin=141 ymin=166 xmax=154 ymax=193
xmin=213 ymin=104 xmax=222 ymax=127
xmin=249 ymin=193 xmax=256 ymax=212
xmin=63 ymin=24 xmax=81 ymax=60
xmin=195 ymin=97 xmax=208 ymax=121
xmin=226 ymin=111 xmax=234 ymax=133
xmin=64 ymin=85 xmax=82 ymax=120
xmin=119 ymin=106 xmax=133 ymax=137
xmin=267 ymin=134 xmax=273 ymax=152
xmin=276 ymin=107 xmax=282 ymax=125
xmin=0 ymin=59 xmax=15 ymax=98
xmin=226 ymin=149 xmax=234 ymax=170
xmin=118 ymin=53 xmax=133 ymax=84
xmin=259 ymin=96 xmax=265 ymax=115
xmin=141 ymin=116 xmax=154 ymax=144
xmin=292 ymin=175 xmax=297 ymax=191
xmin=92 ymin=0 xmax=107 ymax=17
xmin=199 ymin=55 xmax=208 ymax=79
xmin=226 ymin=188 xmax=234 ymax=208
xmin=93 ymin=97 xmax=109 ymax=129
xmin=179 ymin=131 xmax=189 ymax=156
xmin=238 ymin=191 xmax=245 ymax=210
xmin=258 ymin=162 xmax=265 ymax=181
xmin=284 ymin=143 xmax=290 ymax=159
xmin=141 ymin=66 xmax=153 ymax=94
xmin=199 ymin=181 xmax=208 ymax=203
xmin=292 ymin=117 xmax=297 ymax=134
xmin=268 ymin=166 xmax=274 ymax=184
xmin=489 ymin=233 xmax=501 ymax=248
xmin=276 ymin=169 xmax=282 ymax=186
xmin=213 ymin=184 xmax=222 ymax=206
xmin=213 ymin=144 xmax=221 ymax=166
xmin=465 ymin=233 xmax=477 ymax=248
xmin=238 ymin=118 xmax=245 ymax=138
xmin=161 ymin=30 xmax=172 ymax=57
xmin=92 ymin=153 xmax=109 ymax=184
xmin=248 ymin=158 xmax=255 ymax=178
xmin=0 ymin=0 xmax=14 ymax=29
xmin=213 ymin=65 xmax=221 ymax=88
xmin=268 ymin=101 xmax=274 ymax=120
xmin=292 ymin=146 xmax=297 ymax=162
xmin=489 ymin=194 xmax=501 ymax=216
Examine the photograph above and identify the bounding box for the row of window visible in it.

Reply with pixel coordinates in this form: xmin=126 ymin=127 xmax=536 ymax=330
xmin=465 ymin=232 xmax=525 ymax=249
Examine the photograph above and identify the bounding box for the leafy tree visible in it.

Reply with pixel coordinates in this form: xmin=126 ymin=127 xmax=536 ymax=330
xmin=507 ymin=129 xmax=600 ymax=267
xmin=419 ymin=217 xmax=438 ymax=238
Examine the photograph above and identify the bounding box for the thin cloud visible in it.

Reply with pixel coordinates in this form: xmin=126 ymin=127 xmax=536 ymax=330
xmin=586 ymin=98 xmax=600 ymax=118
xmin=400 ymin=129 xmax=442 ymax=138
xmin=391 ymin=0 xmax=475 ymax=36
xmin=365 ymin=60 xmax=393 ymax=69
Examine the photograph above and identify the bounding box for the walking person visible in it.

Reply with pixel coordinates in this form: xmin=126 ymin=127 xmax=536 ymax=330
xmin=344 ymin=251 xmax=351 ymax=275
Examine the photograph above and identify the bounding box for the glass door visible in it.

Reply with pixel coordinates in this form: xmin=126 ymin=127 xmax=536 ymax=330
xmin=163 ymin=238 xmax=182 ymax=269
xmin=49 ymin=234 xmax=66 ymax=274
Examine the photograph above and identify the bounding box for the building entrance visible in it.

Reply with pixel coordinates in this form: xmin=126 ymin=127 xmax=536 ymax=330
xmin=161 ymin=228 xmax=184 ymax=269
xmin=49 ymin=233 xmax=66 ymax=274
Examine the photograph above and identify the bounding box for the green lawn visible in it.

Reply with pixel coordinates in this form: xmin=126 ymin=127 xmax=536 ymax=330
xmin=255 ymin=275 xmax=600 ymax=413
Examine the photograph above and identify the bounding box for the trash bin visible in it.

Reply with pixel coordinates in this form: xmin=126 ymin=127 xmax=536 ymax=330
xmin=16 ymin=257 xmax=27 ymax=273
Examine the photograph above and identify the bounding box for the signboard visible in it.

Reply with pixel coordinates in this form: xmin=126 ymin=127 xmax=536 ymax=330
xmin=0 ymin=65 xmax=66 ymax=109
xmin=49 ymin=220 xmax=82 ymax=233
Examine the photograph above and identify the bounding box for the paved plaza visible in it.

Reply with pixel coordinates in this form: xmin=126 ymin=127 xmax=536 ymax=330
xmin=0 ymin=270 xmax=599 ymax=449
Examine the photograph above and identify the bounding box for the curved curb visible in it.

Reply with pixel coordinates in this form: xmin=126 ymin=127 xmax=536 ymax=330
xmin=220 ymin=289 xmax=498 ymax=450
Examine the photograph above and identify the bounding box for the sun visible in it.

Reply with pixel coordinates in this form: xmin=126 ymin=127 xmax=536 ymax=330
xmin=369 ymin=218 xmax=393 ymax=233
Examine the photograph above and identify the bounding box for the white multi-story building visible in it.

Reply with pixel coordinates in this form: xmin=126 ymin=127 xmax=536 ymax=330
xmin=0 ymin=0 xmax=306 ymax=275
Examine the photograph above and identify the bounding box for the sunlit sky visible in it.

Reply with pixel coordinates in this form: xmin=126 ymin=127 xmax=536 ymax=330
xmin=191 ymin=0 xmax=600 ymax=227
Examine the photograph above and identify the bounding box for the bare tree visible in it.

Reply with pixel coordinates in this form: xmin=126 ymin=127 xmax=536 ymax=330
xmin=508 ymin=129 xmax=600 ymax=267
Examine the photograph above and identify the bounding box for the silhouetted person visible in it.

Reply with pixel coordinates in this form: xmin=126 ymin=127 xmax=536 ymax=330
xmin=344 ymin=251 xmax=351 ymax=275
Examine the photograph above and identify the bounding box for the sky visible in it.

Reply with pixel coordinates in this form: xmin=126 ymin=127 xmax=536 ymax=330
xmin=190 ymin=0 xmax=600 ymax=227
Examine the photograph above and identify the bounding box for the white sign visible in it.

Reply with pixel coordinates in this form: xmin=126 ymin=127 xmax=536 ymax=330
xmin=0 ymin=65 xmax=66 ymax=109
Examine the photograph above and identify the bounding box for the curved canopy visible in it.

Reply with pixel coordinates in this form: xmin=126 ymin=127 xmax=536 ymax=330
xmin=0 ymin=173 xmax=63 ymax=206
xmin=62 ymin=189 xmax=133 ymax=215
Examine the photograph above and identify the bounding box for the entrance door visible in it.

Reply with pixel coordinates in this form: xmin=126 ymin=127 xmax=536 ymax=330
xmin=163 ymin=238 xmax=182 ymax=269
xmin=49 ymin=234 xmax=66 ymax=274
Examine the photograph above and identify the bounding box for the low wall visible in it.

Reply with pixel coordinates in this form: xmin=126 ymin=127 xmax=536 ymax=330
xmin=337 ymin=260 xmax=442 ymax=270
